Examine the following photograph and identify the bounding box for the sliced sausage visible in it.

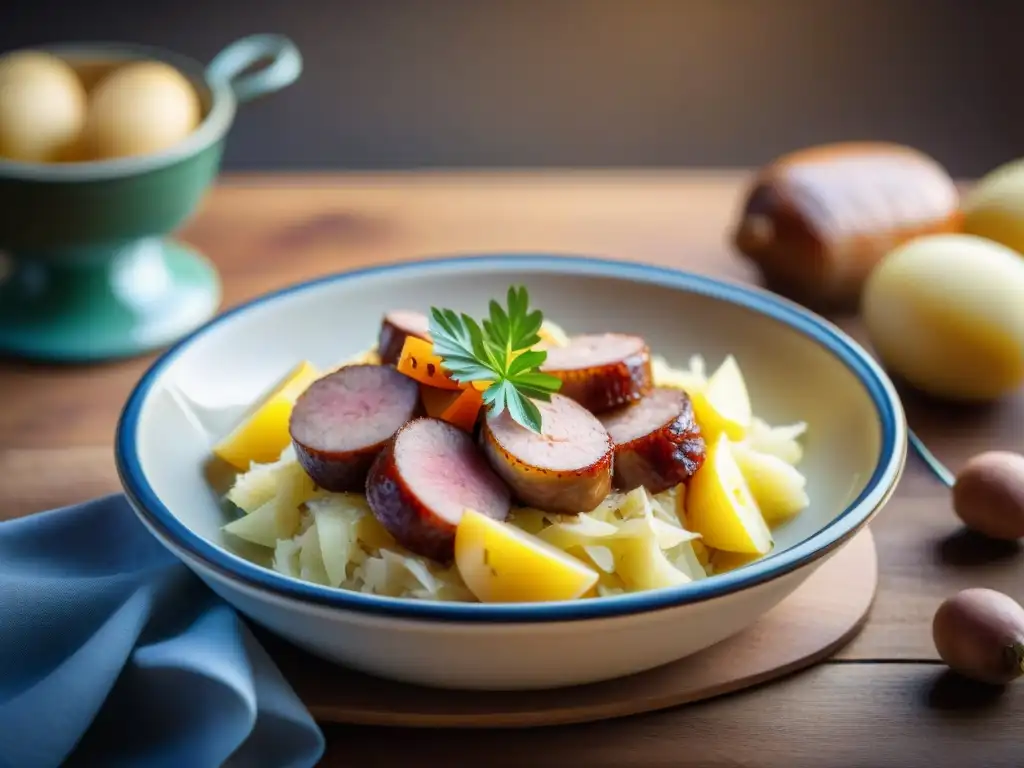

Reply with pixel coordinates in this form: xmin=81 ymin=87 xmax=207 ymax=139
xmin=378 ymin=310 xmax=431 ymax=365
xmin=541 ymin=333 xmax=653 ymax=413
xmin=599 ymin=387 xmax=706 ymax=494
xmin=366 ymin=417 xmax=512 ymax=561
xmin=481 ymin=393 xmax=613 ymax=514
xmin=290 ymin=364 xmax=420 ymax=492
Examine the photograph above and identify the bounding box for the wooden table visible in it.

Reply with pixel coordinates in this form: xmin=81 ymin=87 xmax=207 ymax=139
xmin=3 ymin=172 xmax=1024 ymax=767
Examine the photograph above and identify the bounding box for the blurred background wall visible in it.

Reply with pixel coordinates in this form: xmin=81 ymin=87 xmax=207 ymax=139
xmin=4 ymin=0 xmax=1021 ymax=176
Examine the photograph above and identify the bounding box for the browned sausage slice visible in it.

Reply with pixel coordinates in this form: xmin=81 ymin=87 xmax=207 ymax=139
xmin=540 ymin=333 xmax=653 ymax=413
xmin=366 ymin=417 xmax=512 ymax=561
xmin=378 ymin=310 xmax=431 ymax=365
xmin=289 ymin=364 xmax=420 ymax=492
xmin=599 ymin=387 xmax=706 ymax=494
xmin=482 ymin=394 xmax=613 ymax=514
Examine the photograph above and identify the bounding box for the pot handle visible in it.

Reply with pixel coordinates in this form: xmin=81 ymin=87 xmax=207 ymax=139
xmin=207 ymin=34 xmax=302 ymax=104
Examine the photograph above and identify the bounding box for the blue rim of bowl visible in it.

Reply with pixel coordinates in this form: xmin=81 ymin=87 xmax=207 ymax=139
xmin=116 ymin=253 xmax=907 ymax=623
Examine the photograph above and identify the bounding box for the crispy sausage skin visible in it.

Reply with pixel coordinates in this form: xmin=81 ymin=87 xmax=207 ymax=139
xmin=541 ymin=334 xmax=653 ymax=413
xmin=289 ymin=365 xmax=420 ymax=492
xmin=481 ymin=394 xmax=613 ymax=514
xmin=366 ymin=417 xmax=512 ymax=561
xmin=378 ymin=310 xmax=432 ymax=365
xmin=600 ymin=387 xmax=706 ymax=494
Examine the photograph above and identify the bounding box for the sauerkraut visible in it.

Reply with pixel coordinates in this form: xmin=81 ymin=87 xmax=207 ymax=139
xmin=221 ymin=343 xmax=809 ymax=601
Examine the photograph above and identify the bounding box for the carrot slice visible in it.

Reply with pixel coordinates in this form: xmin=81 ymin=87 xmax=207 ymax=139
xmin=421 ymin=384 xmax=484 ymax=432
xmin=420 ymin=385 xmax=458 ymax=417
xmin=444 ymin=386 xmax=485 ymax=431
xmin=396 ymin=336 xmax=463 ymax=390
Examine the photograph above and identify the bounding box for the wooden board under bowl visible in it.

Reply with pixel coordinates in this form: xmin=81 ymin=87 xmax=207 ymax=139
xmin=262 ymin=528 xmax=877 ymax=729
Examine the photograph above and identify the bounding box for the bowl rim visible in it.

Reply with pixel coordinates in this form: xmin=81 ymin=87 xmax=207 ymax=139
xmin=0 ymin=42 xmax=235 ymax=182
xmin=116 ymin=253 xmax=907 ymax=624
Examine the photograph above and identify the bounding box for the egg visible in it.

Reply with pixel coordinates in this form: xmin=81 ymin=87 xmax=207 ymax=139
xmin=862 ymin=233 xmax=1024 ymax=402
xmin=953 ymin=451 xmax=1024 ymax=540
xmin=933 ymin=588 xmax=1024 ymax=685
xmin=0 ymin=50 xmax=87 ymax=162
xmin=81 ymin=61 xmax=200 ymax=160
xmin=963 ymin=158 xmax=1024 ymax=256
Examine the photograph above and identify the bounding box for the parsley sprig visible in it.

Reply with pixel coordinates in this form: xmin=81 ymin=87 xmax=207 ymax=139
xmin=429 ymin=286 xmax=562 ymax=432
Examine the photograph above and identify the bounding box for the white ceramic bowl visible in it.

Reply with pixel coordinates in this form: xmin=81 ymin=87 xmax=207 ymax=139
xmin=116 ymin=255 xmax=906 ymax=690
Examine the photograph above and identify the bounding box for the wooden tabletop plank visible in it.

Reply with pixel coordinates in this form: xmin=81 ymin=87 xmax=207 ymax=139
xmin=3 ymin=171 xmax=1023 ymax=763
xmin=319 ymin=663 xmax=1024 ymax=768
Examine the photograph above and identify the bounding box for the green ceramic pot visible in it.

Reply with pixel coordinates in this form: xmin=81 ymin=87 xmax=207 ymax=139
xmin=0 ymin=35 xmax=302 ymax=362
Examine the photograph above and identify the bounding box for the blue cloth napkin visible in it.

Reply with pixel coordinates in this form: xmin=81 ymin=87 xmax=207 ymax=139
xmin=0 ymin=495 xmax=326 ymax=768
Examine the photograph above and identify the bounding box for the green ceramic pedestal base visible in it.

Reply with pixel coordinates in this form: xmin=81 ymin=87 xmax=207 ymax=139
xmin=0 ymin=238 xmax=221 ymax=363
